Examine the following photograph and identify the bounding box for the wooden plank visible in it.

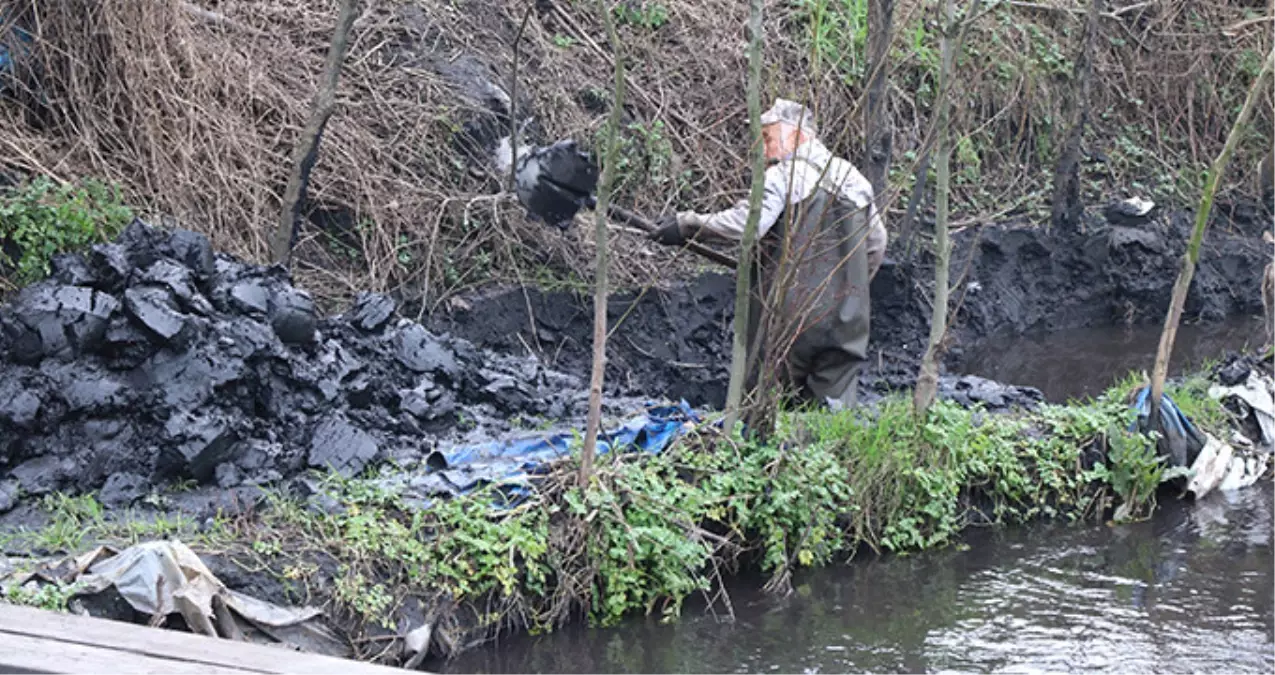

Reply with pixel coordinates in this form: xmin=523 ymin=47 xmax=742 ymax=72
xmin=0 ymin=604 xmax=413 ymax=674
xmin=0 ymin=633 xmax=262 ymax=674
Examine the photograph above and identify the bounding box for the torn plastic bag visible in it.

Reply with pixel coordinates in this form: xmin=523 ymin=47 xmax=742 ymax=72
xmin=1185 ymin=435 xmax=1233 ymax=499
xmin=1185 ymin=433 xmax=1271 ymax=499
xmin=0 ymin=545 xmax=115 ymax=599
xmin=70 ymin=540 xmax=347 ymax=656
xmin=1130 ymin=387 xmax=1207 ymax=468
xmin=1209 ymin=370 xmax=1275 ymax=448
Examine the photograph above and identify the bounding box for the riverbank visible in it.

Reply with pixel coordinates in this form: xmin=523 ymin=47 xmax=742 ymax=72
xmin=438 ymin=485 xmax=1274 ymax=674
xmin=425 ymin=204 xmax=1270 ymax=409
xmin=0 ymin=218 xmax=1271 ymax=666
xmin=2 ymin=353 xmax=1270 ymax=666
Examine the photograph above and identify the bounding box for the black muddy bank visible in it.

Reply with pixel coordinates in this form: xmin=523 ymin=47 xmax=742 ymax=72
xmin=0 ymin=219 xmax=650 ymax=518
xmin=0 ymin=201 xmax=1266 ymax=514
xmin=0 ymin=218 xmax=1047 ymax=515
xmin=428 ymin=204 xmax=1271 ymax=408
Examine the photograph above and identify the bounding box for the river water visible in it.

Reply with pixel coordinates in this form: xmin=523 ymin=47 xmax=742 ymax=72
xmin=956 ymin=317 xmax=1266 ymax=402
xmin=440 ymin=318 xmax=1273 ymax=674
xmin=440 ymin=487 xmax=1273 ymax=674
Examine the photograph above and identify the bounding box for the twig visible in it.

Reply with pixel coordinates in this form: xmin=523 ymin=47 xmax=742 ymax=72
xmin=1222 ymin=15 xmax=1275 ymax=37
xmin=1004 ymin=0 xmax=1128 ymax=20
xmin=179 ymin=1 xmax=266 ymax=37
xmin=1149 ymin=46 xmax=1273 ymax=431
xmin=549 ymin=2 xmax=741 ymax=165
xmin=607 ymin=204 xmax=737 ymax=269
xmin=581 ymin=0 xmax=626 ymax=485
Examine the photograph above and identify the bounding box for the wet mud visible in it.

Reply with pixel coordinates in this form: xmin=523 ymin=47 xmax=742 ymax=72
xmin=428 ymin=205 xmax=1270 ymax=408
xmin=0 ymin=220 xmax=631 ymax=520
xmin=0 ymin=204 xmax=1267 ymax=516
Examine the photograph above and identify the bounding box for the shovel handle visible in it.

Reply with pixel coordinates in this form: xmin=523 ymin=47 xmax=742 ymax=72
xmin=605 ymin=204 xmax=738 ymax=270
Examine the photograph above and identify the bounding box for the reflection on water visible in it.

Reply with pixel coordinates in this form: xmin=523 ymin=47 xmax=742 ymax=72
xmin=956 ymin=318 xmax=1265 ymax=402
xmin=439 ymin=488 xmax=1273 ymax=674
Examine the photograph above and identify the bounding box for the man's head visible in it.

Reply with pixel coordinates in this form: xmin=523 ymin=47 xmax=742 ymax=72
xmin=760 ymin=98 xmax=817 ymax=161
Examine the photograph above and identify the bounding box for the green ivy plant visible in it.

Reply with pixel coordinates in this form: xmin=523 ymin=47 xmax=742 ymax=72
xmin=0 ymin=176 xmax=133 ymax=285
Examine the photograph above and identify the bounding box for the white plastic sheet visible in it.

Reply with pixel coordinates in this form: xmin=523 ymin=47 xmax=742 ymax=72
xmin=1209 ymin=370 xmax=1275 ymax=448
xmin=26 ymin=540 xmax=345 ymax=656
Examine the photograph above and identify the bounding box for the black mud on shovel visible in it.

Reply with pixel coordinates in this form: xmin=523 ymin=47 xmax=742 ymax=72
xmin=510 ymin=141 xmax=737 ymax=269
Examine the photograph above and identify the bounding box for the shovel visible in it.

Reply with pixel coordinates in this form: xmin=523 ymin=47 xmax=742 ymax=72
xmin=603 ymin=203 xmax=738 ymax=270
xmin=511 ymin=144 xmax=738 ymax=270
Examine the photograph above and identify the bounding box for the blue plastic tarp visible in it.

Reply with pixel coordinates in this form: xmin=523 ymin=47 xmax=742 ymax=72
xmin=0 ymin=21 xmax=33 ymax=86
xmin=431 ymin=400 xmax=699 ymax=470
xmin=407 ymin=400 xmax=702 ymax=504
xmin=1130 ymin=386 xmax=1207 ymax=468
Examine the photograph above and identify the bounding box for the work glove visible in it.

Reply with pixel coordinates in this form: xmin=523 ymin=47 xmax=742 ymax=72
xmin=649 ymin=213 xmax=687 ymax=247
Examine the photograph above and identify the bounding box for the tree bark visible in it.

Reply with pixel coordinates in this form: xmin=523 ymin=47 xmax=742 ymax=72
xmin=1050 ymin=0 xmax=1101 ymax=232
xmin=270 ymin=0 xmax=359 ymax=266
xmin=864 ymin=0 xmax=894 ymax=201
xmin=581 ymin=0 xmax=626 ymax=484
xmin=912 ymin=0 xmax=956 ymax=416
xmin=722 ymin=0 xmax=767 ymax=433
xmin=1148 ymin=47 xmax=1273 ymax=432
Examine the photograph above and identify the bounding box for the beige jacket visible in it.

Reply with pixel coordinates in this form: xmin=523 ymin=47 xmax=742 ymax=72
xmin=679 ymin=138 xmax=888 ymax=277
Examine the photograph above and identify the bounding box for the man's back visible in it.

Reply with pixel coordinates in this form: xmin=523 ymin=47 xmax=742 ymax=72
xmin=773 ymin=140 xmax=887 ymax=278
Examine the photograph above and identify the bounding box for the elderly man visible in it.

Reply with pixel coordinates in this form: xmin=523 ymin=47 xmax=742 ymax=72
xmin=650 ymin=98 xmax=887 ymax=409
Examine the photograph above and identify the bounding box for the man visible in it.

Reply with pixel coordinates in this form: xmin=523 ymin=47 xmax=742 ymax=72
xmin=649 ymin=98 xmax=887 ymax=409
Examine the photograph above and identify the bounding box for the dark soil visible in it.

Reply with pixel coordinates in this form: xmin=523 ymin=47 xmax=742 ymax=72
xmin=0 ymin=201 xmax=1267 ymax=516
xmin=0 ymin=219 xmax=639 ymax=520
xmin=427 ymin=204 xmax=1270 ymax=409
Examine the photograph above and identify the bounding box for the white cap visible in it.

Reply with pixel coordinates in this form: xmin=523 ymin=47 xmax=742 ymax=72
xmin=759 ymin=98 xmax=818 ymax=137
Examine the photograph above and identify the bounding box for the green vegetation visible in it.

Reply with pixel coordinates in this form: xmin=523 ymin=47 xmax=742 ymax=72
xmin=1 ymin=372 xmax=1236 ymax=646
xmin=790 ymin=0 xmax=1268 ymax=222
xmin=613 ymin=1 xmax=669 ymax=30
xmin=175 ymin=378 xmax=1224 ymax=634
xmin=596 ymin=119 xmax=693 ymax=204
xmin=0 ymin=177 xmax=133 ymax=289
xmin=0 ymin=491 xmax=220 ymax=555
xmin=4 ymin=578 xmax=86 ymax=611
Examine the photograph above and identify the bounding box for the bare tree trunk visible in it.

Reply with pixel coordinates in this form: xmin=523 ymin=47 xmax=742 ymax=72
xmin=864 ymin=0 xmax=894 ymax=200
xmin=912 ymin=0 xmax=956 ymax=416
xmin=1050 ymin=0 xmax=1100 ymax=232
xmin=1148 ymin=47 xmax=1273 ymax=431
xmin=581 ymin=0 xmax=626 ymax=483
xmin=270 ymin=0 xmax=359 ymax=266
xmin=722 ymin=0 xmax=766 ymax=432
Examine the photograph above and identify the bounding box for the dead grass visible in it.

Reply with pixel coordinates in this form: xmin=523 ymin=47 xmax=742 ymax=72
xmin=0 ymin=0 xmax=1269 ymax=312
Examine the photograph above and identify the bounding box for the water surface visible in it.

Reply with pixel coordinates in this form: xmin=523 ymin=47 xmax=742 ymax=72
xmin=439 ymin=487 xmax=1273 ymax=674
xmin=956 ymin=317 xmax=1264 ymax=402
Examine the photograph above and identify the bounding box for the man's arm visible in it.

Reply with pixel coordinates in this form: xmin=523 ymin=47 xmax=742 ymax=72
xmin=679 ymin=165 xmax=793 ymax=243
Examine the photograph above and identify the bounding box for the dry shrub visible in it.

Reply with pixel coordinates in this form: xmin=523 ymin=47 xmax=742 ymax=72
xmin=0 ymin=0 xmax=1269 ymax=312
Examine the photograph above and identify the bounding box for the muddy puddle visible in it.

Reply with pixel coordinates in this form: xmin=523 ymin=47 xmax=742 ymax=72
xmin=438 ymin=486 xmax=1274 ymax=674
xmin=956 ymin=316 xmax=1267 ymax=402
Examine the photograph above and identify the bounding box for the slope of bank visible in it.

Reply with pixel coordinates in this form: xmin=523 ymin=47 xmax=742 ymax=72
xmin=427 ymin=205 xmax=1271 ymax=409
xmin=0 ymin=215 xmax=1270 ymax=667
xmin=2 ymin=352 xmax=1270 ymax=667
xmin=0 ymin=0 xmax=1269 ymax=309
